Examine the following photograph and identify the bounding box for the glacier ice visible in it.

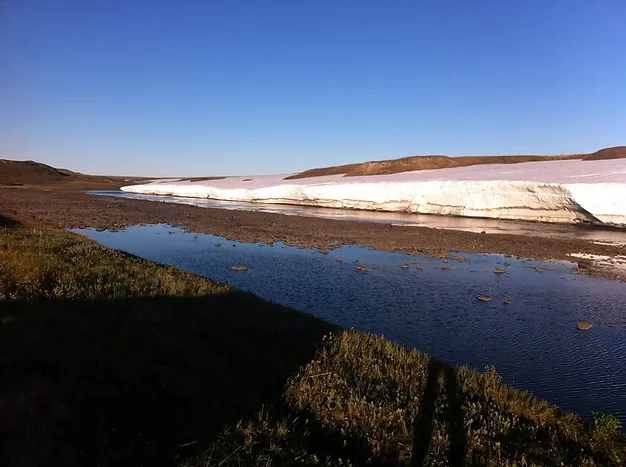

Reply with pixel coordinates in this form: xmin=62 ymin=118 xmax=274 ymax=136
xmin=121 ymin=159 xmax=626 ymax=226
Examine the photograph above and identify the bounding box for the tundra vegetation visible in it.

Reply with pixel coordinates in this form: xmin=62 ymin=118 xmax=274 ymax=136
xmin=1 ymin=217 xmax=624 ymax=466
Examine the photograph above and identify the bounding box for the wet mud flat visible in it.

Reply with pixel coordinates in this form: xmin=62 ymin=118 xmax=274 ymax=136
xmin=3 ymin=187 xmax=626 ymax=280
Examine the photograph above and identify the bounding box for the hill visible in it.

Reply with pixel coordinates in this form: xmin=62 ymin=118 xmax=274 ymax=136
xmin=0 ymin=159 xmax=71 ymax=185
xmin=582 ymin=146 xmax=626 ymax=161
xmin=0 ymin=159 xmax=140 ymax=189
xmin=286 ymin=147 xmax=625 ymax=180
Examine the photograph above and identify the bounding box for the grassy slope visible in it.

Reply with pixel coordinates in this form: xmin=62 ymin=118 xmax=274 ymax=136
xmin=1 ymin=219 xmax=625 ymax=466
xmin=0 ymin=159 xmax=150 ymax=191
xmin=0 ymin=221 xmax=335 ymax=466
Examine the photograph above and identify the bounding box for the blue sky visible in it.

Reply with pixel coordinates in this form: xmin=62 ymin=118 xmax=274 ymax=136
xmin=1 ymin=1 xmax=625 ymax=176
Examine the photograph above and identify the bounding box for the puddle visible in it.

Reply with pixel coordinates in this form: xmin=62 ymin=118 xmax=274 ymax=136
xmin=74 ymin=224 xmax=626 ymax=425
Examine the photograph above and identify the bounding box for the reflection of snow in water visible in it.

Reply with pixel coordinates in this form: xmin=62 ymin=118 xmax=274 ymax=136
xmin=91 ymin=187 xmax=626 ymax=246
xmin=122 ymin=159 xmax=626 ymax=226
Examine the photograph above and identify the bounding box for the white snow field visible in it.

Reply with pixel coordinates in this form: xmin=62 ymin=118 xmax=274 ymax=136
xmin=122 ymin=159 xmax=626 ymax=226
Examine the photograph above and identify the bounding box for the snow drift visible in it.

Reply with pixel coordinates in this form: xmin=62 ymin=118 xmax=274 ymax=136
xmin=122 ymin=159 xmax=626 ymax=226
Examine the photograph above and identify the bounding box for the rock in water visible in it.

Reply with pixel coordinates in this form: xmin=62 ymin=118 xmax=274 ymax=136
xmin=577 ymin=321 xmax=593 ymax=330
xmin=494 ymin=268 xmax=506 ymax=274
xmin=477 ymin=296 xmax=492 ymax=302
xmin=231 ymin=265 xmax=248 ymax=271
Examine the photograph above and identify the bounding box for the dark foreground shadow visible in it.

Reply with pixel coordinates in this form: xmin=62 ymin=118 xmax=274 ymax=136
xmin=0 ymin=292 xmax=337 ymax=466
xmin=0 ymin=214 xmax=22 ymax=228
xmin=411 ymin=359 xmax=467 ymax=467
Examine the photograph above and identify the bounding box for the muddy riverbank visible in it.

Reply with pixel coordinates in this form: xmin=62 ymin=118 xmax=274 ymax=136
xmin=3 ymin=187 xmax=626 ymax=280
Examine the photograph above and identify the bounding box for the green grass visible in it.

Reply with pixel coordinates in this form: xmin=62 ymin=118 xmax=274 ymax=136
xmin=0 ymin=223 xmax=335 ymax=466
xmin=1 ymin=220 xmax=625 ymax=466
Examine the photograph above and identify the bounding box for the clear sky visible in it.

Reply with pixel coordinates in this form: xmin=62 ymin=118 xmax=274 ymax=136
xmin=1 ymin=1 xmax=625 ymax=176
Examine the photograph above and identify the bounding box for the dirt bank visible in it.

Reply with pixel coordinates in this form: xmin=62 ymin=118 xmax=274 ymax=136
xmin=3 ymin=187 xmax=625 ymax=281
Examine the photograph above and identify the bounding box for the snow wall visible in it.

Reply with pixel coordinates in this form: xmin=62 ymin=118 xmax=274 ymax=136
xmin=122 ymin=159 xmax=626 ymax=226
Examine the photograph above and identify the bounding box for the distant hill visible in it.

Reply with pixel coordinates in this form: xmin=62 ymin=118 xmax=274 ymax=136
xmin=582 ymin=146 xmax=626 ymax=161
xmin=0 ymin=160 xmax=70 ymax=185
xmin=0 ymin=159 xmax=139 ymax=189
xmin=286 ymin=147 xmax=625 ymax=180
xmin=3 ymin=146 xmax=624 ymax=186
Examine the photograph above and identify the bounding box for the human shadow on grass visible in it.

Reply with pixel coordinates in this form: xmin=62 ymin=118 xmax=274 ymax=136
xmin=0 ymin=292 xmax=338 ymax=467
xmin=410 ymin=359 xmax=467 ymax=467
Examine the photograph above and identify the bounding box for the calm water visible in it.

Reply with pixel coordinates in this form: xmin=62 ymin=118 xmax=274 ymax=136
xmin=90 ymin=190 xmax=626 ymax=245
xmin=75 ymin=224 xmax=626 ymax=424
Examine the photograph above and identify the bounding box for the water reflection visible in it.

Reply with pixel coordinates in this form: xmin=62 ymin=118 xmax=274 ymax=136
xmin=74 ymin=224 xmax=626 ymax=425
xmin=90 ymin=190 xmax=626 ymax=245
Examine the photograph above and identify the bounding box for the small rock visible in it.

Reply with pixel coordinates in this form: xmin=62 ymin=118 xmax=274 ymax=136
xmin=577 ymin=321 xmax=593 ymax=331
xmin=400 ymin=264 xmax=410 ymax=269
xmin=231 ymin=265 xmax=248 ymax=271
xmin=503 ymin=298 xmax=511 ymax=305
xmin=494 ymin=268 xmax=506 ymax=274
xmin=277 ymin=264 xmax=284 ymax=268
xmin=215 ymin=243 xmax=221 ymax=247
xmin=355 ymin=265 xmax=371 ymax=272
xmin=336 ymin=258 xmax=343 ymax=263
xmin=477 ymin=296 xmax=492 ymax=302
xmin=441 ymin=266 xmax=455 ymax=271
xmin=320 ymin=250 xmax=329 ymax=255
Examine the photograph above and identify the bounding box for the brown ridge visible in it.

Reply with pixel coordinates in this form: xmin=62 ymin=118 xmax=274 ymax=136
xmin=0 ymin=159 xmax=151 ymax=190
xmin=2 ymin=146 xmax=624 ymax=187
xmin=286 ymin=147 xmax=625 ymax=180
xmin=581 ymin=146 xmax=626 ymax=161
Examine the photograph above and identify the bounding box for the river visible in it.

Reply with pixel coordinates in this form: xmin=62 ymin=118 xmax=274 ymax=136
xmin=74 ymin=223 xmax=626 ymax=426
